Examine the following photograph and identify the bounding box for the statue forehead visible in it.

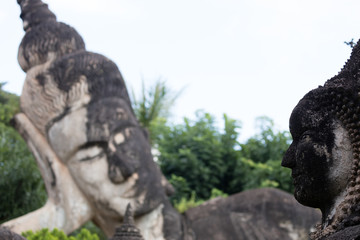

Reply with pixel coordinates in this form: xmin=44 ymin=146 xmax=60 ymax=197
xmin=47 ymin=98 xmax=137 ymax=160
xmin=290 ymin=98 xmax=331 ymax=135
xmin=48 ymin=107 xmax=88 ymax=161
xmin=86 ymin=98 xmax=138 ymax=142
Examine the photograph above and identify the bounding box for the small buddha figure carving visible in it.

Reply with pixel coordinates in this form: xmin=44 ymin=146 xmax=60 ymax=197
xmin=111 ymin=204 xmax=145 ymax=240
xmin=282 ymin=40 xmax=360 ymax=239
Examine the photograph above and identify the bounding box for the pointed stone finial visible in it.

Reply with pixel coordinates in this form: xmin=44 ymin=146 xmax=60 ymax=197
xmin=111 ymin=204 xmax=145 ymax=240
xmin=17 ymin=0 xmax=56 ymax=31
xmin=124 ymin=203 xmax=135 ymax=225
xmin=16 ymin=0 xmax=85 ymax=72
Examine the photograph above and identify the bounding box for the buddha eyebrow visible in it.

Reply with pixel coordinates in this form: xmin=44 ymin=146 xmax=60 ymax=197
xmin=111 ymin=123 xmax=139 ymax=135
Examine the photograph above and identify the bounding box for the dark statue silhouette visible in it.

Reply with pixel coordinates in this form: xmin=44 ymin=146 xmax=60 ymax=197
xmin=282 ymin=37 xmax=360 ymax=240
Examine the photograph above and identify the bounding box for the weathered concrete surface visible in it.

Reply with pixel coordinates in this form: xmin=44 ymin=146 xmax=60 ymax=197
xmin=0 ymin=227 xmax=26 ymax=240
xmin=322 ymin=225 xmax=360 ymax=240
xmin=184 ymin=188 xmax=320 ymax=240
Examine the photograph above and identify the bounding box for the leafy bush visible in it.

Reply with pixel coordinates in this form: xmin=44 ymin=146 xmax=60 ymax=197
xmin=158 ymin=111 xmax=241 ymax=200
xmin=23 ymin=228 xmax=99 ymax=240
xmin=69 ymin=222 xmax=107 ymax=240
xmin=0 ymin=123 xmax=46 ymax=223
xmin=174 ymin=188 xmax=228 ymax=213
xmin=168 ymin=174 xmax=192 ymax=204
xmin=240 ymin=116 xmax=291 ymax=164
xmin=0 ymin=83 xmax=20 ymax=125
xmin=233 ymin=158 xmax=293 ymax=193
xmin=158 ymin=112 xmax=293 ymax=203
xmin=0 ymin=87 xmax=46 ymax=223
xmin=174 ymin=191 xmax=203 ymax=213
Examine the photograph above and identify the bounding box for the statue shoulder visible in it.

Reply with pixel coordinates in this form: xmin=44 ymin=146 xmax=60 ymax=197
xmin=323 ymin=225 xmax=360 ymax=240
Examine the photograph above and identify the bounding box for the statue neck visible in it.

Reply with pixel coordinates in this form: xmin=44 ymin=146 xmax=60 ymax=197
xmin=321 ymin=190 xmax=347 ymax=228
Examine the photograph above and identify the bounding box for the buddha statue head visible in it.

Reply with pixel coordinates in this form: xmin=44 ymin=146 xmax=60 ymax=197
xmin=282 ymin=41 xmax=360 ymax=239
xmin=15 ymin=0 xmax=170 ymax=235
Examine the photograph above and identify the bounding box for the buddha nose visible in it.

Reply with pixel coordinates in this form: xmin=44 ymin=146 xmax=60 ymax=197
xmin=107 ymin=152 xmax=136 ymax=183
xmin=282 ymin=143 xmax=296 ymax=168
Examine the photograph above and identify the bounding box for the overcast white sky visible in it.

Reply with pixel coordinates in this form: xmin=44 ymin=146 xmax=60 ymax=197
xmin=2 ymin=0 xmax=360 ymax=141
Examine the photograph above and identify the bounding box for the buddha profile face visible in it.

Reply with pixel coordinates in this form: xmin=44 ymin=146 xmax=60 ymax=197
xmin=281 ymin=80 xmax=360 ymax=238
xmin=282 ymin=96 xmax=353 ymax=210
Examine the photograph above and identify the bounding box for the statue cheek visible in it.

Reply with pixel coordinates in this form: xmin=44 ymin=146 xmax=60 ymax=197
xmin=295 ymin=144 xmax=321 ymax=174
xmin=108 ymin=161 xmax=125 ymax=183
xmin=107 ymin=152 xmax=137 ymax=184
xmin=296 ymin=142 xmax=331 ymax=182
xmin=294 ymin=144 xmax=310 ymax=170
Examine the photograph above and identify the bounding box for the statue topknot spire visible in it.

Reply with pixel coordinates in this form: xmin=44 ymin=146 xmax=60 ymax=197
xmin=111 ymin=204 xmax=144 ymax=240
xmin=17 ymin=0 xmax=56 ymax=31
xmin=16 ymin=0 xmax=85 ymax=72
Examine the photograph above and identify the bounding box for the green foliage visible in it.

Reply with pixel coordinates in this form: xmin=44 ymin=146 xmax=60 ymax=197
xmin=174 ymin=191 xmax=203 ymax=213
xmin=131 ymin=80 xmax=182 ymax=143
xmin=0 ymin=87 xmax=46 ymax=224
xmin=148 ymin=117 xmax=170 ymax=146
xmin=0 ymin=83 xmax=20 ymax=125
xmin=210 ymin=188 xmax=228 ymax=198
xmin=174 ymin=188 xmax=228 ymax=213
xmin=344 ymin=38 xmax=355 ymax=48
xmin=69 ymin=222 xmax=106 ymax=240
xmin=23 ymin=228 xmax=66 ymax=240
xmin=0 ymin=122 xmax=47 ymax=223
xmin=131 ymin=81 xmax=293 ymax=202
xmin=158 ymin=113 xmax=293 ymax=204
xmin=227 ymin=117 xmax=293 ymax=194
xmin=23 ymin=228 xmax=99 ymax=240
xmin=168 ymin=174 xmax=192 ymax=204
xmin=233 ymin=158 xmax=293 ymax=193
xmin=219 ymin=114 xmax=242 ymax=194
xmin=0 ymin=86 xmax=47 ymax=223
xmin=158 ymin=111 xmax=241 ymax=200
xmin=240 ymin=116 xmax=291 ymax=163
xmin=70 ymin=228 xmax=99 ymax=240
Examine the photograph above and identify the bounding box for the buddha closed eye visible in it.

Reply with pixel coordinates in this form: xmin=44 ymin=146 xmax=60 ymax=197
xmin=68 ymin=127 xmax=141 ymax=184
xmin=45 ymin=98 xmax=164 ymax=218
xmin=75 ymin=145 xmax=105 ymax=162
